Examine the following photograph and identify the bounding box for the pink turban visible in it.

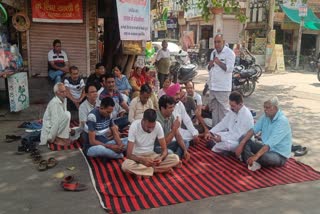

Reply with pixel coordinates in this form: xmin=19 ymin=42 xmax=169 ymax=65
xmin=165 ymin=83 xmax=181 ymax=97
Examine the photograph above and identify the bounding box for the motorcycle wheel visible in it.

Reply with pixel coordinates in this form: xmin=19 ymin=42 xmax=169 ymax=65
xmin=251 ymin=64 xmax=263 ymax=77
xmin=309 ymin=62 xmax=317 ymax=72
xmin=240 ymin=79 xmax=256 ymax=97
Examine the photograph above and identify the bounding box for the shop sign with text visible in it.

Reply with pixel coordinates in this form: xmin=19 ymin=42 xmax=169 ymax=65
xmin=32 ymin=0 xmax=83 ymax=23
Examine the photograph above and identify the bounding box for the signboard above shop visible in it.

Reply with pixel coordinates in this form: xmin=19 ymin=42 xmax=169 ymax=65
xmin=116 ymin=0 xmax=151 ymax=41
xmin=31 ymin=0 xmax=83 ymax=23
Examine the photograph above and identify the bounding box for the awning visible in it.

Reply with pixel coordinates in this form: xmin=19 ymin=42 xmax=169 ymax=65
xmin=281 ymin=5 xmax=320 ymax=30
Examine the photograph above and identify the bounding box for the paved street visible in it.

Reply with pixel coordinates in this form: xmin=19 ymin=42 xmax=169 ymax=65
xmin=0 ymin=70 xmax=320 ymax=214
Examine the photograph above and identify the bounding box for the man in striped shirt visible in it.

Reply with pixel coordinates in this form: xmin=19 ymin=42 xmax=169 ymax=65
xmin=48 ymin=39 xmax=69 ymax=84
xmin=83 ymin=97 xmax=128 ymax=159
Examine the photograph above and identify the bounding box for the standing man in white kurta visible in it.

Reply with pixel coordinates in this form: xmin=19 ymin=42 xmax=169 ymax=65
xmin=205 ymin=91 xmax=253 ymax=153
xmin=207 ymin=34 xmax=235 ymax=127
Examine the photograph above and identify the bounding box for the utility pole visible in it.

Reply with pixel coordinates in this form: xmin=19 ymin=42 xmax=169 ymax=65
xmin=295 ymin=5 xmax=307 ymax=69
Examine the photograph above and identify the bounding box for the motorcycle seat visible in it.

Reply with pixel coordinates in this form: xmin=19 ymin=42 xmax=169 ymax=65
xmin=240 ymin=68 xmax=257 ymax=78
xmin=181 ymin=64 xmax=197 ymax=70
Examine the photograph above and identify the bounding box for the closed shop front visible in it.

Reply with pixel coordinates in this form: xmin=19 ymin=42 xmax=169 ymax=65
xmin=28 ymin=0 xmax=88 ymax=77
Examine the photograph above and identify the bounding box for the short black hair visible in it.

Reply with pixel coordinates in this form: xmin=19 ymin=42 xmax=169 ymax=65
xmin=229 ymin=91 xmax=243 ymax=104
xmin=143 ymin=109 xmax=157 ymax=122
xmin=53 ymin=39 xmax=61 ymax=46
xmin=69 ymin=65 xmax=78 ymax=72
xmin=140 ymin=84 xmax=152 ymax=94
xmin=95 ymin=63 xmax=104 ymax=69
xmin=158 ymin=95 xmax=175 ymax=110
xmin=84 ymin=83 xmax=97 ymax=93
xmin=104 ymin=72 xmax=115 ymax=80
xmin=113 ymin=65 xmax=122 ymax=71
xmin=100 ymin=97 xmax=115 ymax=108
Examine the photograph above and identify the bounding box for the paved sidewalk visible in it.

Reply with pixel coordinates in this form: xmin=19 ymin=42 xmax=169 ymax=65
xmin=0 ymin=71 xmax=320 ymax=214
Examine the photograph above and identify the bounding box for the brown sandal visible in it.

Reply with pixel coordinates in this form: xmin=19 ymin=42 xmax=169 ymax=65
xmin=47 ymin=157 xmax=58 ymax=169
xmin=38 ymin=160 xmax=48 ymax=171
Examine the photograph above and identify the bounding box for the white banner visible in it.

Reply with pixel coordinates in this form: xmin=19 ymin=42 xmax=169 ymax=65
xmin=7 ymin=72 xmax=29 ymax=112
xmin=116 ymin=0 xmax=150 ymax=40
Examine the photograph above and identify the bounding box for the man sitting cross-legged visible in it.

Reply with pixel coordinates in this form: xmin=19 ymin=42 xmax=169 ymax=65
xmin=122 ymin=109 xmax=180 ymax=178
xmin=40 ymin=83 xmax=72 ymax=146
xmin=155 ymin=95 xmax=191 ymax=160
xmin=205 ymin=91 xmax=254 ymax=153
xmin=165 ymin=83 xmax=200 ymax=145
xmin=78 ymin=83 xmax=98 ymax=128
xmin=128 ymin=84 xmax=154 ymax=123
xmin=83 ymin=97 xmax=128 ymax=159
xmin=235 ymin=96 xmax=292 ymax=171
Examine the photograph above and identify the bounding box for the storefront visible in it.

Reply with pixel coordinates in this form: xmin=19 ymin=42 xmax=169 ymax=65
xmin=0 ymin=1 xmax=27 ymax=110
xmin=0 ymin=0 xmax=99 ymax=111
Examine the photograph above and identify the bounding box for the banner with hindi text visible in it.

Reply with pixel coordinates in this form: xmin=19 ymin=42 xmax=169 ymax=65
xmin=32 ymin=0 xmax=83 ymax=23
xmin=116 ymin=0 xmax=150 ymax=40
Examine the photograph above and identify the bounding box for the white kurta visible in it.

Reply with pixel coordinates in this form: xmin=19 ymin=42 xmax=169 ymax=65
xmin=173 ymin=101 xmax=199 ymax=141
xmin=40 ymin=96 xmax=71 ymax=145
xmin=210 ymin=105 xmax=254 ymax=152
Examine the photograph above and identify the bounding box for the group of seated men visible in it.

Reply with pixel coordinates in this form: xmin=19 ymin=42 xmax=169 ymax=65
xmin=40 ymin=64 xmax=292 ymax=177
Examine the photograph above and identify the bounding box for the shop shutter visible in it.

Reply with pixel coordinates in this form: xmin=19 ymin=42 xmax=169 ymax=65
xmin=28 ymin=2 xmax=88 ymax=77
xmin=223 ymin=19 xmax=241 ymax=45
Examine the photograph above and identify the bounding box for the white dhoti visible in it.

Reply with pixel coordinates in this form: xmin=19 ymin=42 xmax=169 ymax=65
xmin=212 ymin=140 xmax=238 ymax=153
xmin=179 ymin=128 xmax=194 ymax=141
xmin=209 ymin=91 xmax=230 ymax=127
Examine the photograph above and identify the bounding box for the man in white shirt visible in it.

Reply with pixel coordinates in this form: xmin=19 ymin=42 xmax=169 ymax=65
xmin=155 ymin=40 xmax=171 ymax=89
xmin=40 ymin=83 xmax=72 ymax=146
xmin=205 ymin=91 xmax=253 ymax=153
xmin=185 ymin=81 xmax=209 ymax=134
xmin=122 ymin=109 xmax=180 ymax=178
xmin=48 ymin=39 xmax=69 ymax=84
xmin=207 ymin=34 xmax=236 ymax=127
xmin=79 ymin=83 xmax=98 ymax=128
xmin=128 ymin=84 xmax=154 ymax=123
xmin=166 ymin=83 xmax=200 ymax=144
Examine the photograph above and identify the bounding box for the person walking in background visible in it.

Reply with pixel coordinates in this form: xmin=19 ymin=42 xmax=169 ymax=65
xmin=155 ymin=40 xmax=171 ymax=89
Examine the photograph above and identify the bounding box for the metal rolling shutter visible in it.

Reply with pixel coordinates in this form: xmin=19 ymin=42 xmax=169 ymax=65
xmin=223 ymin=19 xmax=241 ymax=44
xmin=28 ymin=2 xmax=87 ymax=77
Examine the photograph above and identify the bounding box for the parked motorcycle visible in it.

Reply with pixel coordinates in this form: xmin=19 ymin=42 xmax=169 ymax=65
xmin=232 ymin=66 xmax=258 ymax=97
xmin=307 ymin=49 xmax=319 ymax=72
xmin=202 ymin=66 xmax=259 ymax=97
xmin=239 ymin=53 xmax=263 ymax=78
xmin=170 ymin=52 xmax=198 ymax=84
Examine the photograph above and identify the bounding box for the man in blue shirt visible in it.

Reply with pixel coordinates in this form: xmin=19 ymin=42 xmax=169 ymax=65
xmin=83 ymin=97 xmax=128 ymax=159
xmin=235 ymin=97 xmax=292 ymax=171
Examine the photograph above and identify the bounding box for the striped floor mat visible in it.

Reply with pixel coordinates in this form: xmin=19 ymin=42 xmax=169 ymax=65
xmin=81 ymin=140 xmax=320 ymax=213
xmin=48 ymin=141 xmax=82 ymax=151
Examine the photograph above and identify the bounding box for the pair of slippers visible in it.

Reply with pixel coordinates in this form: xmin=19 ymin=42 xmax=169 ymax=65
xmin=5 ymin=135 xmax=21 ymax=143
xmin=60 ymin=175 xmax=87 ymax=191
xmin=292 ymin=145 xmax=308 ymax=157
xmin=38 ymin=157 xmax=58 ymax=171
